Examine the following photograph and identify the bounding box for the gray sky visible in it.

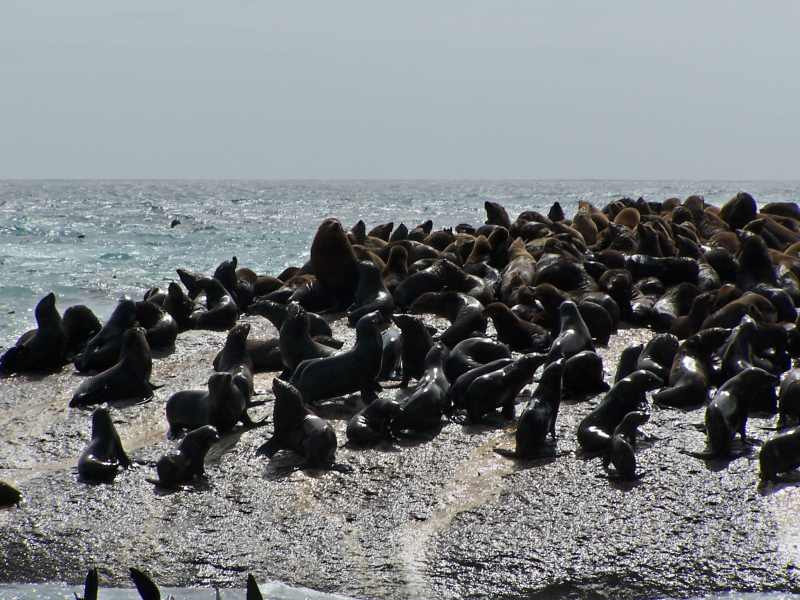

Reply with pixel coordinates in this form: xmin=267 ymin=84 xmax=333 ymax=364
xmin=1 ymin=1 xmax=798 ymax=179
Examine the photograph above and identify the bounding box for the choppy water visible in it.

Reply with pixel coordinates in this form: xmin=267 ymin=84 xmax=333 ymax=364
xmin=2 ymin=179 xmax=799 ymax=347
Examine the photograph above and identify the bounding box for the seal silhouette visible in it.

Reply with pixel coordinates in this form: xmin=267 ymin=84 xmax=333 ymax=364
xmin=77 ymin=407 xmax=131 ymax=483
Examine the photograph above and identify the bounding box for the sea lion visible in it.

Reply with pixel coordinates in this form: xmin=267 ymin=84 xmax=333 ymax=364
xmin=546 ymin=300 xmax=594 ymax=362
xmin=256 ymin=379 xmax=344 ymax=470
xmin=62 ymin=304 xmax=102 ymax=360
xmin=576 ymin=300 xmax=613 ymax=346
xmin=152 ymin=425 xmax=220 ymax=488
xmin=291 ymin=311 xmax=384 ymax=404
xmin=77 ymin=407 xmax=131 ymax=483
xmin=701 ymin=367 xmax=778 ymax=457
xmin=0 ymin=481 xmax=22 ymax=507
xmin=669 ymin=291 xmax=716 ymax=340
xmin=278 ymin=302 xmax=337 ymax=378
xmin=651 ymin=283 xmax=699 ymax=332
xmin=188 ymin=277 xmax=239 ymax=331
xmin=577 ymin=370 xmax=662 ymax=453
xmin=720 ymin=191 xmax=757 ymax=230
xmin=382 ymin=245 xmax=409 ymax=294
xmin=411 ymin=291 xmax=487 ymax=348
xmin=378 ymin=326 xmax=403 ymax=380
xmin=443 ymin=337 xmax=512 ymax=382
xmin=248 ymin=297 xmax=332 ymax=338
xmin=0 ymin=292 xmax=67 ymax=374
xmin=134 ymin=300 xmax=178 ymax=350
xmin=603 ymin=411 xmax=650 ymax=481
xmin=393 ymin=259 xmax=448 ymax=309
xmin=346 ymin=397 xmax=403 ymax=445
xmin=214 ymin=256 xmax=254 ymax=310
xmin=369 ymin=222 xmax=394 ymax=241
xmin=562 ymin=350 xmax=609 ymax=398
xmin=464 ymin=353 xmax=546 ymax=423
xmin=485 ymin=201 xmax=512 ymax=230
xmin=392 ymin=343 xmax=451 ymax=433
xmin=503 ymin=359 xmax=565 ymax=458
xmin=347 ymin=260 xmax=395 ymax=326
xmin=484 ymin=303 xmax=551 ymax=353
xmin=392 ymin=314 xmax=434 ymax=386
xmin=635 ymin=333 xmax=679 ymax=383
xmin=615 ymin=344 xmax=643 ymax=383
xmin=614 ymin=207 xmax=641 ymax=229
xmin=212 ymin=323 xmax=255 ymax=399
xmin=778 ymin=368 xmax=800 ymax=429
xmin=309 ymin=218 xmax=359 ymax=309
xmin=70 ymin=327 xmax=158 ymax=407
xmin=73 ymin=297 xmax=137 ymax=373
xmin=161 ymin=281 xmax=197 ymax=331
xmin=448 ymin=358 xmax=514 ymax=411
xmin=760 ymin=426 xmax=800 ymax=482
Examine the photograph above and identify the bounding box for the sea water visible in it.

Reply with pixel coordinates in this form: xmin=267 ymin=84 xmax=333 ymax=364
xmin=1 ymin=179 xmax=798 ymax=347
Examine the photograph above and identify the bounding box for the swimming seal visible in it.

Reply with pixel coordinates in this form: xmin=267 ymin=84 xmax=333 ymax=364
xmin=77 ymin=407 xmax=131 ymax=483
xmin=346 ymin=397 xmax=403 ymax=445
xmin=347 ymin=260 xmax=395 ymax=325
xmin=392 ymin=314 xmax=434 ymax=386
xmin=759 ymin=425 xmax=800 ymax=482
xmin=152 ymin=425 xmax=220 ymax=488
xmin=70 ymin=327 xmax=158 ymax=407
xmin=603 ymin=411 xmax=650 ymax=481
xmin=577 ymin=369 xmax=662 ymax=453
xmin=502 ymin=359 xmax=564 ymax=458
xmin=464 ymin=353 xmax=546 ymax=423
xmin=391 ymin=343 xmax=451 ymax=433
xmin=291 ymin=311 xmax=384 ymax=405
xmin=256 ymin=379 xmax=346 ymax=471
xmin=0 ymin=292 xmax=67 ymax=374
xmin=74 ymin=297 xmax=138 ymax=373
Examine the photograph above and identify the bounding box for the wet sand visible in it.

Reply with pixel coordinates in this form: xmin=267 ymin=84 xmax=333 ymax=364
xmin=1 ymin=314 xmax=799 ymax=599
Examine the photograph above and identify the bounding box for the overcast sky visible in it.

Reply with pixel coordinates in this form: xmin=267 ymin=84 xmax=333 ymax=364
xmin=1 ymin=1 xmax=798 ymax=179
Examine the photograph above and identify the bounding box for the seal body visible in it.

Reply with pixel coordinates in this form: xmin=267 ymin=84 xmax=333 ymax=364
xmin=347 ymin=397 xmax=403 ymax=445
xmin=760 ymin=426 xmax=800 ymax=481
xmin=74 ymin=297 xmax=137 ymax=373
xmin=155 ymin=425 xmax=220 ymax=488
xmin=77 ymin=407 xmax=131 ymax=482
xmin=514 ymin=359 xmax=564 ymax=457
xmin=392 ymin=314 xmax=433 ymax=386
xmin=392 ymin=343 xmax=451 ymax=433
xmin=464 ymin=353 xmax=545 ymax=423
xmin=0 ymin=292 xmax=67 ymax=373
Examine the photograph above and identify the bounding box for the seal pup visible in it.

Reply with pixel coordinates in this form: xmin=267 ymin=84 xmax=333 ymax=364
xmin=256 ymin=379 xmax=348 ymax=471
xmin=602 ymin=411 xmax=650 ymax=481
xmin=778 ymin=368 xmax=800 ymax=429
xmin=759 ymin=426 xmax=800 ymax=482
xmin=346 ymin=397 xmax=403 ymax=445
xmin=151 ymin=425 xmax=220 ymax=488
xmin=62 ymin=304 xmax=102 ymax=361
xmin=391 ymin=343 xmax=451 ymax=433
xmin=562 ymin=350 xmax=609 ymax=398
xmin=74 ymin=297 xmax=137 ymax=373
xmin=347 ymin=260 xmax=395 ymax=325
xmin=134 ymin=300 xmax=178 ymax=350
xmin=577 ymin=370 xmax=662 ymax=453
xmin=546 ymin=300 xmax=594 ymax=362
xmin=614 ymin=344 xmax=643 ymax=383
xmin=70 ymin=327 xmax=158 ymax=407
xmin=635 ymin=333 xmax=679 ymax=383
xmin=77 ymin=407 xmax=131 ymax=483
xmin=0 ymin=292 xmax=67 ymax=374
xmin=497 ymin=359 xmax=564 ymax=458
xmin=161 ymin=281 xmax=198 ymax=331
xmin=278 ymin=302 xmax=338 ymax=378
xmin=212 ymin=323 xmax=255 ymax=399
xmin=392 ymin=314 xmax=434 ymax=387
xmin=464 ymin=353 xmax=546 ymax=423
xmin=188 ymin=277 xmax=239 ymax=331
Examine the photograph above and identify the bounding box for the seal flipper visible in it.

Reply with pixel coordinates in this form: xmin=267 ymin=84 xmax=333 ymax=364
xmin=129 ymin=567 xmax=160 ymax=600
xmin=74 ymin=567 xmax=98 ymax=600
xmin=247 ymin=574 xmax=264 ymax=600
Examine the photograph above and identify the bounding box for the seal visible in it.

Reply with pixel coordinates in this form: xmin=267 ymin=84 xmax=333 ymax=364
xmin=546 ymin=300 xmax=594 ymax=362
xmin=759 ymin=426 xmax=800 ymax=482
xmin=77 ymin=407 xmax=131 ymax=483
xmin=562 ymin=350 xmax=609 ymax=398
xmin=576 ymin=300 xmax=613 ymax=346
xmin=464 ymin=353 xmax=546 ymax=423
xmin=635 ymin=333 xmax=679 ymax=383
xmin=309 ymin=217 xmax=359 ymax=309
xmin=256 ymin=379 xmax=347 ymax=471
xmin=347 ymin=260 xmax=395 ymax=326
xmin=0 ymin=481 xmax=22 ymax=508
xmin=212 ymin=323 xmax=255 ymax=399
xmin=70 ymin=327 xmax=158 ymax=407
xmin=161 ymin=282 xmax=198 ymax=332
xmin=291 ymin=311 xmax=384 ymax=405
xmin=392 ymin=314 xmax=434 ymax=386
xmin=248 ymin=297 xmax=332 ymax=338
xmin=278 ymin=302 xmax=338 ymax=378
xmin=391 ymin=343 xmax=451 ymax=433
xmin=0 ymin=292 xmax=67 ymax=374
xmin=62 ymin=304 xmax=102 ymax=361
xmin=74 ymin=297 xmax=138 ymax=373
xmin=443 ymin=336 xmax=512 ymax=382
xmin=411 ymin=291 xmax=487 ymax=348
xmin=378 ymin=326 xmax=403 ymax=381
xmin=484 ymin=200 xmax=512 ymax=230
xmin=134 ymin=300 xmax=178 ymax=350
xmin=213 ymin=256 xmax=254 ymax=310
xmin=484 ymin=302 xmax=551 ymax=353
xmin=501 ymin=359 xmax=564 ymax=458
xmin=188 ymin=277 xmax=239 ymax=331
xmin=602 ymin=411 xmax=650 ymax=481
xmin=346 ymin=396 xmax=403 ymax=445
xmin=577 ymin=369 xmax=662 ymax=453
xmin=152 ymin=425 xmax=220 ymax=488
xmin=74 ymin=568 xmax=97 ymax=600
xmin=778 ymin=368 xmax=800 ymax=429
xmin=392 ymin=259 xmax=448 ymax=309
xmin=448 ymin=358 xmax=514 ymax=411
xmin=382 ymin=245 xmax=409 ymax=295
xmin=651 ymin=283 xmax=700 ymax=333
xmin=369 ymin=222 xmax=394 ymax=241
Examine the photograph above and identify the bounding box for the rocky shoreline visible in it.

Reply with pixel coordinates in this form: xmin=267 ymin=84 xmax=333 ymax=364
xmin=1 ymin=313 xmax=798 ymax=599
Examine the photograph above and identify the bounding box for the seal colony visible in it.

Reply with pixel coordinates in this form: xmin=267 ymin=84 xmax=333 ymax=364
xmin=3 ymin=192 xmax=800 ymax=595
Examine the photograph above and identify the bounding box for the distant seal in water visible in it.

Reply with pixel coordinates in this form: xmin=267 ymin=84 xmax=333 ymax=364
xmin=392 ymin=343 xmax=451 ymax=433
xmin=77 ymin=407 xmax=131 ymax=483
xmin=546 ymin=300 xmax=594 ymax=362
xmin=0 ymin=481 xmax=22 ymax=507
xmin=291 ymin=311 xmax=384 ymax=405
xmin=464 ymin=353 xmax=546 ymax=423
xmin=603 ymin=411 xmax=650 ymax=481
xmin=70 ymin=327 xmax=158 ymax=407
xmin=152 ymin=425 xmax=220 ymax=488
xmin=347 ymin=260 xmax=395 ymax=326
xmin=443 ymin=337 xmax=512 ymax=382
xmin=759 ymin=425 xmax=800 ymax=482
xmin=562 ymin=350 xmax=609 ymax=398
xmin=346 ymin=397 xmax=403 ymax=445
xmin=74 ymin=297 xmax=137 ymax=373
xmin=392 ymin=314 xmax=434 ymax=387
xmin=498 ymin=359 xmax=564 ymax=458
xmin=310 ymin=218 xmax=360 ymax=309
xmin=0 ymin=292 xmax=67 ymax=374
xmin=577 ymin=370 xmax=662 ymax=453
xmin=257 ymin=379 xmax=348 ymax=471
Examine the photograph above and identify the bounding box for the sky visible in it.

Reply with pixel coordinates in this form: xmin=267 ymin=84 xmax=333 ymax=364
xmin=0 ymin=1 xmax=798 ymax=180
